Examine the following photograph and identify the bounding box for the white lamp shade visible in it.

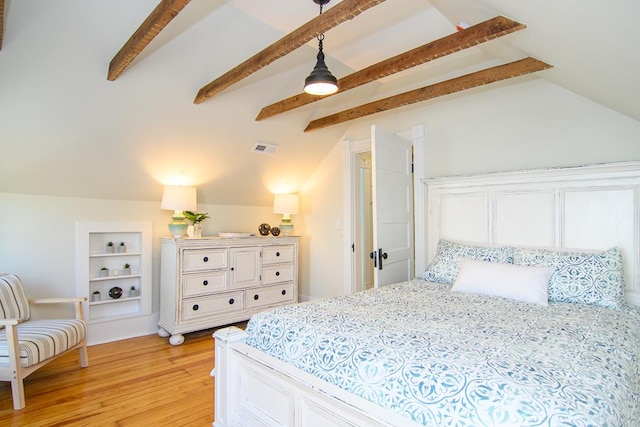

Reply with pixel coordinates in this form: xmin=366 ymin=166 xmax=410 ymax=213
xmin=161 ymin=185 xmax=197 ymax=212
xmin=273 ymin=194 xmax=299 ymax=215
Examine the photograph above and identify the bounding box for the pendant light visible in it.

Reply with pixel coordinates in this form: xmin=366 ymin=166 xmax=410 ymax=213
xmin=304 ymin=0 xmax=338 ymax=96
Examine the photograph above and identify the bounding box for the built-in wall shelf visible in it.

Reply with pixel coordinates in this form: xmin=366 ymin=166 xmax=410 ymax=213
xmin=76 ymin=222 xmax=152 ymax=327
xmin=90 ymin=296 xmax=142 ymax=305
xmin=90 ymin=274 xmax=142 ymax=282
xmin=89 ymin=252 xmax=142 ymax=258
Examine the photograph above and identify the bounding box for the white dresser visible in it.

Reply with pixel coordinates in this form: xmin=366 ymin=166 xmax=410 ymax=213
xmin=159 ymin=235 xmax=299 ymax=345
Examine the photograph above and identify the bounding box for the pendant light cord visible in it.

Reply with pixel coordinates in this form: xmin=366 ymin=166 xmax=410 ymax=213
xmin=317 ymin=2 xmax=325 ymax=43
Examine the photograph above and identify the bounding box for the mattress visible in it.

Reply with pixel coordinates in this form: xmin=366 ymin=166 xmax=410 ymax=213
xmin=245 ymin=279 xmax=640 ymax=426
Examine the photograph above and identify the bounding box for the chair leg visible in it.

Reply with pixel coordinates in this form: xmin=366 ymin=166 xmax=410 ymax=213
xmin=79 ymin=342 xmax=89 ymax=368
xmin=11 ymin=377 xmax=25 ymax=410
xmin=5 ymin=323 xmax=25 ymax=410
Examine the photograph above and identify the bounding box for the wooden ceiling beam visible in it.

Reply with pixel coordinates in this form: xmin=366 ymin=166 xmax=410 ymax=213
xmin=257 ymin=16 xmax=525 ymax=121
xmin=0 ymin=0 xmax=5 ymax=51
xmin=304 ymin=57 xmax=552 ymax=132
xmin=107 ymin=0 xmax=191 ymax=81
xmin=194 ymin=0 xmax=387 ymax=104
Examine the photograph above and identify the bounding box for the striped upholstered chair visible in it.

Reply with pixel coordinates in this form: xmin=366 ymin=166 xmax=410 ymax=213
xmin=0 ymin=273 xmax=88 ymax=410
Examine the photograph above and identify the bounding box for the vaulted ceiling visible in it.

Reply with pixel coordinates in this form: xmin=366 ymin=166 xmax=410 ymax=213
xmin=0 ymin=0 xmax=638 ymax=206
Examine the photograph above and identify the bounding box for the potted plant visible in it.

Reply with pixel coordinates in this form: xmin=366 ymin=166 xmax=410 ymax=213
xmin=92 ymin=290 xmax=101 ymax=302
xmin=106 ymin=241 xmax=115 ymax=253
xmin=99 ymin=267 xmax=109 ymax=277
xmin=122 ymin=263 xmax=131 ymax=275
xmin=129 ymin=286 xmax=138 ymax=297
xmin=117 ymin=241 xmax=127 ymax=253
xmin=183 ymin=211 xmax=210 ymax=238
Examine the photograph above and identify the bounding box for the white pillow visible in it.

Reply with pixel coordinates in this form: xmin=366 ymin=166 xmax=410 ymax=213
xmin=451 ymin=258 xmax=555 ymax=306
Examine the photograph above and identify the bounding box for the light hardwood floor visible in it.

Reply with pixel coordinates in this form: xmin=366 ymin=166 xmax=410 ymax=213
xmin=0 ymin=324 xmax=244 ymax=426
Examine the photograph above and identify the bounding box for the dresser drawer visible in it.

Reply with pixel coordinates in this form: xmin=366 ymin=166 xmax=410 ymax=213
xmin=262 ymin=245 xmax=294 ymax=264
xmin=262 ymin=263 xmax=294 ymax=285
xmin=181 ymin=292 xmax=243 ymax=321
xmin=245 ymin=282 xmax=294 ymax=309
xmin=182 ymin=249 xmax=227 ymax=272
xmin=183 ymin=270 xmax=228 ymax=297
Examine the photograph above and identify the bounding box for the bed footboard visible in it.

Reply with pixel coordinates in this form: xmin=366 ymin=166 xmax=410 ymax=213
xmin=212 ymin=327 xmax=420 ymax=427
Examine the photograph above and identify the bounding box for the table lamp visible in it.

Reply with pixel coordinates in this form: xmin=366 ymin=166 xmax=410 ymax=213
xmin=273 ymin=193 xmax=299 ymax=236
xmin=161 ymin=185 xmax=197 ymax=238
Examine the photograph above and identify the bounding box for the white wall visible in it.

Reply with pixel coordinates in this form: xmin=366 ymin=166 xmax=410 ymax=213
xmin=342 ymin=79 xmax=640 ymax=175
xmin=0 ymin=192 xmax=280 ymax=340
xmin=301 ymin=78 xmax=640 ymax=300
xmin=297 ymin=143 xmax=346 ymax=301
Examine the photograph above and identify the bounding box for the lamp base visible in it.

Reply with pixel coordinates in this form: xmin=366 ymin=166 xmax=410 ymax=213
xmin=279 ymin=223 xmax=294 ymax=236
xmin=168 ymin=214 xmax=188 ymax=238
xmin=279 ymin=218 xmax=294 ymax=236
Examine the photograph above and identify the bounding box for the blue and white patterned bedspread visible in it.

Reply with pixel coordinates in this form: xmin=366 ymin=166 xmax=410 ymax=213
xmin=245 ymin=280 xmax=640 ymax=426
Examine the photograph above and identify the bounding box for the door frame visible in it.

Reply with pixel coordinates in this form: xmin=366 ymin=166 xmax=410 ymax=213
xmin=341 ymin=124 xmax=427 ymax=295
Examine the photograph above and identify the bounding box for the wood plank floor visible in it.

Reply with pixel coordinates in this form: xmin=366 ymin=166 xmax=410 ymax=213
xmin=0 ymin=323 xmax=244 ymax=426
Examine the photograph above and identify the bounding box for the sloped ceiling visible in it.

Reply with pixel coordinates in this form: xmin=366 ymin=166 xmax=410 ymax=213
xmin=0 ymin=0 xmax=638 ymax=206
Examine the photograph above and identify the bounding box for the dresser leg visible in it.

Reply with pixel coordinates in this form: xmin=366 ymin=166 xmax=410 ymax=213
xmin=157 ymin=328 xmax=170 ymax=338
xmin=169 ymin=334 xmax=185 ymax=346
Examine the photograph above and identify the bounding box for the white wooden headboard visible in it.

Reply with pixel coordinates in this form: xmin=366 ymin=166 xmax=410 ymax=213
xmin=424 ymin=162 xmax=640 ymax=305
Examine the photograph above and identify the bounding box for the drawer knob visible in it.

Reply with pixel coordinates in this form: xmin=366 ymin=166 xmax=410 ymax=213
xmin=203 ymin=256 xmax=209 ymax=262
xmin=253 ymin=294 xmax=259 ymax=301
xmin=192 ymin=304 xmax=199 ymax=311
xmin=203 ymin=280 xmax=208 ymax=286
xmin=276 ymin=251 xmax=280 ymax=257
xmin=229 ymin=298 xmax=235 ymax=305
xmin=230 ymin=267 xmax=234 ymax=271
xmin=275 ymin=271 xmax=280 ymax=276
xmin=281 ymin=290 xmax=286 ymax=296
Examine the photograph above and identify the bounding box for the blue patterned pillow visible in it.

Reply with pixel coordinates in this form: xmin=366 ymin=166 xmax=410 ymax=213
xmin=418 ymin=240 xmax=514 ymax=285
xmin=513 ymin=247 xmax=625 ymax=309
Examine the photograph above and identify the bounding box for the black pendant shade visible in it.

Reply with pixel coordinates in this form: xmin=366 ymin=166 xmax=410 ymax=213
xmin=304 ymin=40 xmax=338 ymax=95
xmin=303 ymin=0 xmax=338 ymax=96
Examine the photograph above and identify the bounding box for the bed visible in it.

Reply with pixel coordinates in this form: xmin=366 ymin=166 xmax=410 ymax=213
xmin=212 ymin=162 xmax=640 ymax=427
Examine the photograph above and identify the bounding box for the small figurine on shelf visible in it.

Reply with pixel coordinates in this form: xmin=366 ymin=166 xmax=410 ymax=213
xmin=122 ymin=263 xmax=131 ymax=275
xmin=106 ymin=242 xmax=115 ymax=253
xmin=108 ymin=286 xmax=123 ymax=299
xmin=117 ymin=242 xmax=127 ymax=253
xmin=92 ymin=291 xmax=101 ymax=302
xmin=129 ymin=286 xmax=138 ymax=297
xmin=99 ymin=267 xmax=109 ymax=277
xmin=183 ymin=211 xmax=210 ymax=238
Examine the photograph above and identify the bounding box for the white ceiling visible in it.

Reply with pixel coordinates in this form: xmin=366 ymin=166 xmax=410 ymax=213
xmin=0 ymin=0 xmax=638 ymax=206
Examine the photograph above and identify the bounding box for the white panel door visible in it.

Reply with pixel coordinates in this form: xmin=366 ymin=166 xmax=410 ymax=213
xmin=564 ymin=189 xmax=635 ymax=286
xmin=564 ymin=189 xmax=634 ymax=250
xmin=495 ymin=192 xmax=555 ymax=247
xmin=371 ymin=126 xmax=414 ymax=287
xmin=229 ymin=247 xmax=261 ymax=289
xmin=439 ymin=194 xmax=488 ymax=243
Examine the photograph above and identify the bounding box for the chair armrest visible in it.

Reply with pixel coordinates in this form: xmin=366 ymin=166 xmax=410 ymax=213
xmin=0 ymin=318 xmax=20 ymax=326
xmin=28 ymin=297 xmax=87 ymax=321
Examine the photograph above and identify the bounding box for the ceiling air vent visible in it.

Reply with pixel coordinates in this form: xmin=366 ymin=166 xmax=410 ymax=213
xmin=251 ymin=142 xmax=278 ymax=154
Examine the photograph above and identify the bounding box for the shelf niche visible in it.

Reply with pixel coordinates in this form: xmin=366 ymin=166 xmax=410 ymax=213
xmin=76 ymin=222 xmax=152 ymax=327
